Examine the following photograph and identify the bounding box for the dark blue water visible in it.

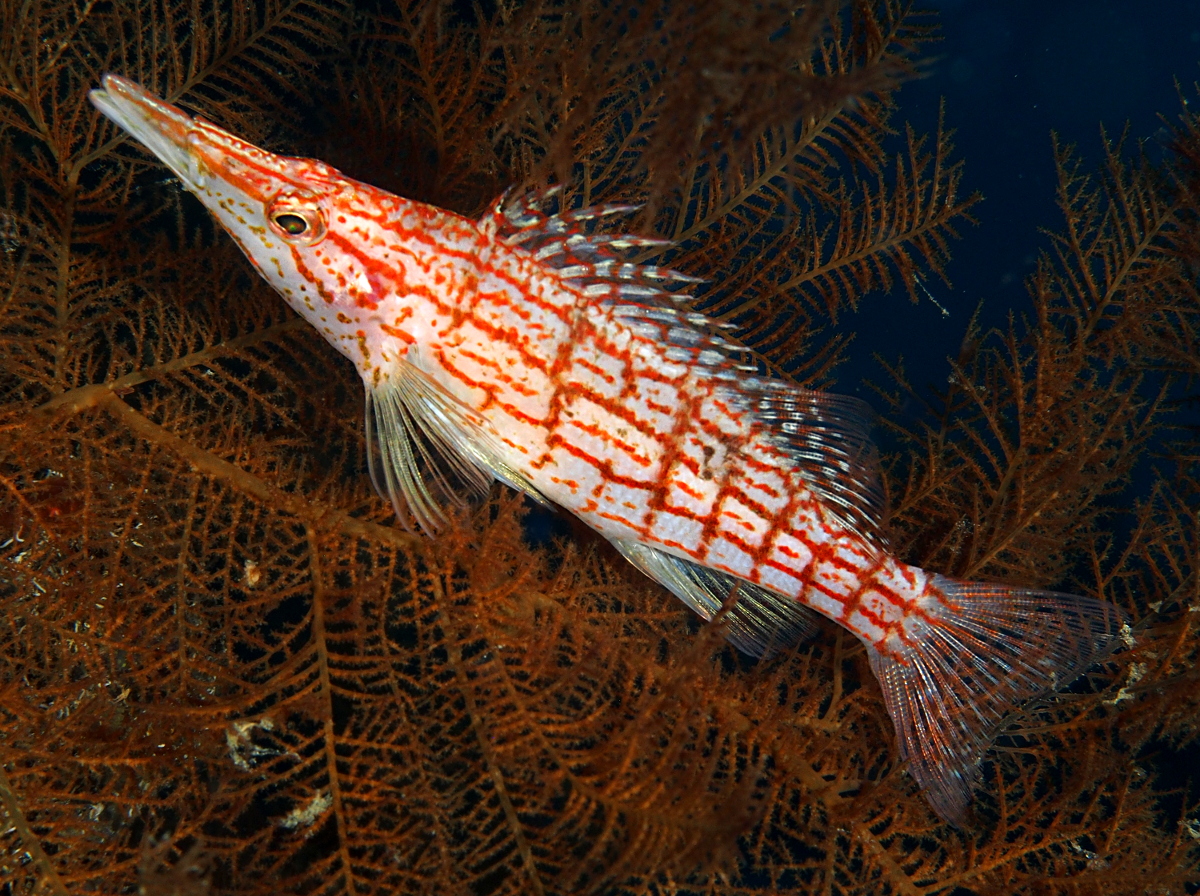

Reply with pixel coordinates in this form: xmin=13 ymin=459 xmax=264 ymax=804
xmin=858 ymin=0 xmax=1200 ymax=823
xmin=843 ymin=0 xmax=1200 ymax=397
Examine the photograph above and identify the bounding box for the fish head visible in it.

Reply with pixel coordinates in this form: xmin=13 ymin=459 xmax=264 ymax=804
xmin=90 ymin=74 xmax=427 ymax=384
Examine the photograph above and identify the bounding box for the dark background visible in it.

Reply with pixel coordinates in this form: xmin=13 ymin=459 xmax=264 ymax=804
xmin=843 ymin=0 xmax=1200 ymax=398
xmin=848 ymin=0 xmax=1200 ymax=823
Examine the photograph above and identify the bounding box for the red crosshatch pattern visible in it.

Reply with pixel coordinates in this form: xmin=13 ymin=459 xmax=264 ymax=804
xmin=91 ymin=74 xmax=1130 ymax=827
xmin=94 ymin=88 xmax=946 ymax=655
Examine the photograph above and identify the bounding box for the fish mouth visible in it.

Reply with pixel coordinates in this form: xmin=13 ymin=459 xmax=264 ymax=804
xmin=89 ymin=74 xmax=203 ymax=189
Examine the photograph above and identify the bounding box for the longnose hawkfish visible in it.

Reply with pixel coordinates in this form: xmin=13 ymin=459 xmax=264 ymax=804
xmin=91 ymin=74 xmax=1128 ymax=826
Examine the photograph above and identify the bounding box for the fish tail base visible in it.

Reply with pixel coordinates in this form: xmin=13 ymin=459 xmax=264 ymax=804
xmin=866 ymin=573 xmax=1129 ymax=825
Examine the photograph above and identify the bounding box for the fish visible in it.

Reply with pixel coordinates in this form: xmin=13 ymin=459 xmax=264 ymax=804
xmin=89 ymin=74 xmax=1129 ymax=826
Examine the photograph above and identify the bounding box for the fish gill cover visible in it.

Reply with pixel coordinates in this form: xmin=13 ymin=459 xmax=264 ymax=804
xmin=0 ymin=1 xmax=1197 ymax=894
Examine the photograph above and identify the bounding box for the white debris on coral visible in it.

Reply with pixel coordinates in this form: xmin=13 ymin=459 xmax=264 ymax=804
xmin=280 ymin=792 xmax=332 ymax=831
xmin=225 ymin=717 xmax=282 ymax=771
xmin=1104 ymin=661 xmax=1147 ymax=706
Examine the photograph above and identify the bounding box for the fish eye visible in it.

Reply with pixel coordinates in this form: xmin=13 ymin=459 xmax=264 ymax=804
xmin=274 ymin=213 xmax=308 ymax=235
xmin=266 ymin=194 xmax=326 ymax=244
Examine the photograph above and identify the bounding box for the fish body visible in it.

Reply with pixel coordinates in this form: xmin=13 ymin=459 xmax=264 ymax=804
xmin=90 ymin=75 xmax=1128 ymax=826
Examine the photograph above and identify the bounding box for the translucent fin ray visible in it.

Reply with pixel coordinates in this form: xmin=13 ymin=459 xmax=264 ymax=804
xmin=613 ymin=299 xmax=889 ymax=546
xmin=613 ymin=540 xmax=821 ymax=658
xmin=751 ymin=384 xmax=886 ymax=547
xmin=366 ymin=362 xmax=546 ymax=533
xmin=869 ymin=574 xmax=1129 ymax=826
xmin=481 ymin=187 xmax=698 ymax=307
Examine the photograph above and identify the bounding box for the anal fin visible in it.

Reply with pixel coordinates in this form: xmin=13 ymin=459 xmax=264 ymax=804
xmin=612 ymin=540 xmax=820 ymax=658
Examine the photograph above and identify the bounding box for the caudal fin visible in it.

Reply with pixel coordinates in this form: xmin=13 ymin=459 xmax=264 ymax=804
xmin=867 ymin=574 xmax=1129 ymax=826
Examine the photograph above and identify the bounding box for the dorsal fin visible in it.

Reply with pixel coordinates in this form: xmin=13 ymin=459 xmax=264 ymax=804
xmin=610 ymin=303 xmax=889 ymax=548
xmin=483 ymin=186 xmax=888 ymax=548
xmin=750 ymin=383 xmax=888 ymax=548
xmin=612 ymin=540 xmax=820 ymax=658
xmin=480 ymin=186 xmax=701 ymax=307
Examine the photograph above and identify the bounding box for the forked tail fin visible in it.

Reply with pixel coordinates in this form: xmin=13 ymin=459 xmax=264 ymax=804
xmin=867 ymin=573 xmax=1129 ymax=826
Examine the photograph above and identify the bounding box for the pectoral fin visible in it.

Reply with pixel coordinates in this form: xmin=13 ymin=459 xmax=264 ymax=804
xmin=366 ymin=361 xmax=546 ymax=533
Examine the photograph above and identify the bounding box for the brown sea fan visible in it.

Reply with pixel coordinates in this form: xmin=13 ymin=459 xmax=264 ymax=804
xmin=0 ymin=1 xmax=1197 ymax=894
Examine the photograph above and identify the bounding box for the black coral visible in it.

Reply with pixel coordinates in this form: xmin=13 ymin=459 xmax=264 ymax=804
xmin=1 ymin=1 xmax=1197 ymax=894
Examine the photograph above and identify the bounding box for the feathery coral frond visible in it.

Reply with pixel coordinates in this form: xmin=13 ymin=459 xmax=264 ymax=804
xmin=0 ymin=1 xmax=1197 ymax=894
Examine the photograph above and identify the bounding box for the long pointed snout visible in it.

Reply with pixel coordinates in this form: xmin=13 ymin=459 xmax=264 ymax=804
xmin=89 ymin=74 xmax=202 ymax=188
xmin=91 ymin=73 xmax=340 ymax=211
